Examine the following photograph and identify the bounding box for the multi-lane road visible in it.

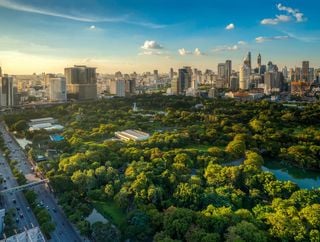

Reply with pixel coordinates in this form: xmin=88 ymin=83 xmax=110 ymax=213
xmin=0 ymin=122 xmax=83 ymax=242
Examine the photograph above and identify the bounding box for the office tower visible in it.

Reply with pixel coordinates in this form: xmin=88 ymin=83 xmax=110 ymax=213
xmin=183 ymin=66 xmax=193 ymax=88
xmin=125 ymin=79 xmax=136 ymax=96
xmin=48 ymin=77 xmax=67 ymax=102
xmin=0 ymin=74 xmax=14 ymax=107
xmin=289 ymin=68 xmax=295 ymax=82
xmin=309 ymin=68 xmax=315 ymax=83
xmin=64 ymin=65 xmax=97 ymax=100
xmin=178 ymin=68 xmax=189 ymax=93
xmin=244 ymin=52 xmax=252 ymax=70
xmin=230 ymin=75 xmax=239 ymax=91
xmin=171 ymin=76 xmax=179 ymax=95
xmin=225 ymin=60 xmax=232 ymax=87
xmin=302 ymin=61 xmax=309 ymax=82
xmin=109 ymin=79 xmax=126 ymax=97
xmin=218 ymin=63 xmax=225 ymax=79
xmin=264 ymin=71 xmax=283 ymax=93
xmin=294 ymin=67 xmax=301 ymax=81
xmin=239 ymin=64 xmax=250 ymax=90
xmin=257 ymin=54 xmax=261 ymax=68
xmin=154 ymin=70 xmax=159 ymax=81
xmin=169 ymin=68 xmax=174 ymax=79
xmin=282 ymin=66 xmax=288 ymax=81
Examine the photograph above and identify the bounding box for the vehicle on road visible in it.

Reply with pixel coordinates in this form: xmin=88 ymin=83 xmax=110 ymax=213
xmin=12 ymin=199 xmax=16 ymax=204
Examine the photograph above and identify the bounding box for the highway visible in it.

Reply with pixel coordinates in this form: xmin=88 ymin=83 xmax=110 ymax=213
xmin=0 ymin=122 xmax=83 ymax=242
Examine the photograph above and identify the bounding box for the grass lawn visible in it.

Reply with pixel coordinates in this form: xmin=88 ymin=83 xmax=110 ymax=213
xmin=93 ymin=200 xmax=126 ymax=227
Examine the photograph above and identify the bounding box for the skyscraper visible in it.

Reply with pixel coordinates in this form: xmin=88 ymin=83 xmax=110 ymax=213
xmin=65 ymin=65 xmax=97 ymax=100
xmin=0 ymin=74 xmax=14 ymax=107
xmin=302 ymin=61 xmax=309 ymax=82
xmin=154 ymin=70 xmax=159 ymax=81
xmin=109 ymin=79 xmax=126 ymax=97
xmin=48 ymin=77 xmax=67 ymax=102
xmin=239 ymin=64 xmax=250 ymax=90
xmin=169 ymin=68 xmax=174 ymax=79
xmin=225 ymin=60 xmax=232 ymax=87
xmin=218 ymin=63 xmax=225 ymax=79
xmin=178 ymin=68 xmax=190 ymax=94
xmin=244 ymin=52 xmax=252 ymax=70
xmin=257 ymin=54 xmax=261 ymax=68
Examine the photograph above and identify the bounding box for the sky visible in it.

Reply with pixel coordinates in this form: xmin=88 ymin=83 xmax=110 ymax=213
xmin=0 ymin=0 xmax=319 ymax=74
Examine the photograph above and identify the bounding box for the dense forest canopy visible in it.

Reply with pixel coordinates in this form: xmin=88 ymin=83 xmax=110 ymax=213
xmin=3 ymin=94 xmax=320 ymax=241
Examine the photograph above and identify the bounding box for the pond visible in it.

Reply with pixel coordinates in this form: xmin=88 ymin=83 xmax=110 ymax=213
xmin=262 ymin=160 xmax=320 ymax=190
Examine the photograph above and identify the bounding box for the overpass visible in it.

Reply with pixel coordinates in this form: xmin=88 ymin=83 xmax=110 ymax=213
xmin=0 ymin=179 xmax=49 ymax=195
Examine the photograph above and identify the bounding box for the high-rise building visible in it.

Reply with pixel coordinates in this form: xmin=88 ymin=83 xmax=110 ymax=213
xmin=110 ymin=79 xmax=126 ymax=97
xmin=218 ymin=63 xmax=225 ymax=79
xmin=230 ymin=75 xmax=239 ymax=91
xmin=225 ymin=60 xmax=232 ymax=87
xmin=48 ymin=77 xmax=67 ymax=102
xmin=0 ymin=74 xmax=14 ymax=107
xmin=294 ymin=67 xmax=301 ymax=81
xmin=257 ymin=53 xmax=261 ymax=68
xmin=65 ymin=65 xmax=97 ymax=100
xmin=171 ymin=76 xmax=179 ymax=95
xmin=154 ymin=70 xmax=159 ymax=81
xmin=244 ymin=52 xmax=252 ymax=70
xmin=309 ymin=68 xmax=315 ymax=83
xmin=169 ymin=68 xmax=174 ymax=79
xmin=264 ymin=71 xmax=283 ymax=93
xmin=239 ymin=64 xmax=250 ymax=90
xmin=0 ymin=67 xmax=2 ymax=77
xmin=178 ymin=68 xmax=190 ymax=94
xmin=125 ymin=79 xmax=136 ymax=96
xmin=302 ymin=61 xmax=309 ymax=82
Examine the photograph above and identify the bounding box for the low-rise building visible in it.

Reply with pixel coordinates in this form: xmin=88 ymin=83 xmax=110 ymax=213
xmin=115 ymin=129 xmax=150 ymax=141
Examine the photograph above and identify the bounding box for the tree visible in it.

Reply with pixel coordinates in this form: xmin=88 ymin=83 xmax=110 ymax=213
xmin=244 ymin=151 xmax=264 ymax=167
xmin=225 ymin=221 xmax=267 ymax=242
xmin=91 ymin=222 xmax=120 ymax=242
xmin=226 ymin=140 xmax=246 ymax=159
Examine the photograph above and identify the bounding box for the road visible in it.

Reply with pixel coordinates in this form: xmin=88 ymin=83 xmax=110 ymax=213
xmin=0 ymin=122 xmax=83 ymax=242
xmin=0 ymin=153 xmax=38 ymax=232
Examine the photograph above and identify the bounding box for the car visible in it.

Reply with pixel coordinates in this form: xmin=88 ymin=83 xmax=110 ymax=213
xmin=15 ymin=217 xmax=19 ymax=223
xmin=27 ymin=206 xmax=30 ymax=211
xmin=46 ymin=205 xmax=49 ymax=210
xmin=16 ymin=207 xmax=20 ymax=211
xmin=19 ymin=213 xmax=23 ymax=218
xmin=52 ymin=208 xmax=57 ymax=213
xmin=4 ymin=186 xmax=7 ymax=189
xmin=12 ymin=199 xmax=16 ymax=204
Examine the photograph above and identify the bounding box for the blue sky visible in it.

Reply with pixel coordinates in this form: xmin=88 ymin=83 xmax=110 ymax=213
xmin=0 ymin=0 xmax=319 ymax=74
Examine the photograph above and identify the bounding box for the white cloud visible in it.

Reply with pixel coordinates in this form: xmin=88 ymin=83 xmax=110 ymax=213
xmin=178 ymin=48 xmax=205 ymax=56
xmin=261 ymin=15 xmax=291 ymax=25
xmin=255 ymin=35 xmax=289 ymax=43
xmin=213 ymin=45 xmax=239 ymax=52
xmin=178 ymin=48 xmax=191 ymax=56
xmin=194 ymin=48 xmax=204 ymax=56
xmin=225 ymin=23 xmax=235 ymax=30
xmin=141 ymin=40 xmax=163 ymax=50
xmin=0 ymin=0 xmax=165 ymax=28
xmin=277 ymin=3 xmax=306 ymax=22
xmin=261 ymin=3 xmax=306 ymax=25
xmin=237 ymin=41 xmax=247 ymax=45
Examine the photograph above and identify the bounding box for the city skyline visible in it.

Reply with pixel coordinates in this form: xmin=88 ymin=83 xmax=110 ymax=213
xmin=0 ymin=0 xmax=319 ymax=74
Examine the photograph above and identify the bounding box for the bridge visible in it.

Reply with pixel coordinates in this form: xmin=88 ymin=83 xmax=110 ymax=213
xmin=0 ymin=179 xmax=49 ymax=195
